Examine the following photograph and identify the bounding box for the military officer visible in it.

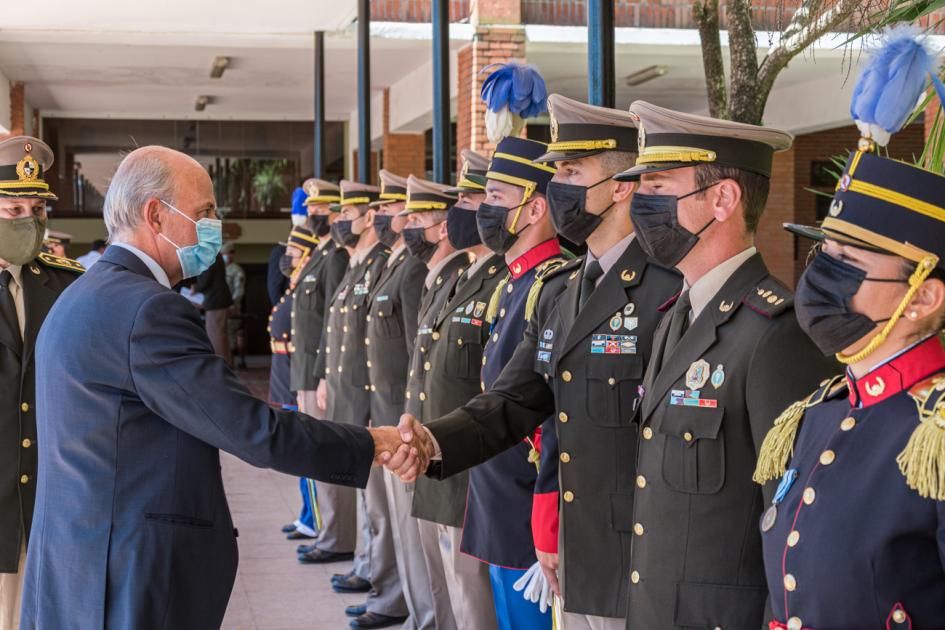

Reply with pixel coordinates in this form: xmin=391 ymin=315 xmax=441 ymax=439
xmin=753 ymin=46 xmax=945 ymax=629
xmin=387 ymin=101 xmax=680 ymax=630
xmin=456 ymin=135 xmax=567 ymax=630
xmin=603 ymin=101 xmax=838 ymax=629
xmin=281 ymin=179 xmax=347 ymax=543
xmin=41 ymin=229 xmax=71 ymax=257
xmin=0 ymin=136 xmax=83 ymax=630
xmin=301 ymin=182 xmax=390 ymax=583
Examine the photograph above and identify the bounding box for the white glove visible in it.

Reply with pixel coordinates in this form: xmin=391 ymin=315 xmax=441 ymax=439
xmin=513 ymin=561 xmax=553 ymax=614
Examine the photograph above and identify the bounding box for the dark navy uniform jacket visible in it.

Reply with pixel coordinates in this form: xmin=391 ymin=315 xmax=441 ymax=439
xmin=267 ymin=286 xmax=295 ymax=407
xmin=461 ymin=239 xmax=564 ymax=569
xmin=763 ymin=335 xmax=945 ymax=630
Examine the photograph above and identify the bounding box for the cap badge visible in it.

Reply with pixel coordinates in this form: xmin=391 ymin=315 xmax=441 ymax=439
xmin=837 ymin=174 xmax=851 ymax=192
xmin=548 ymin=101 xmax=558 ymax=143
xmin=636 ymin=120 xmax=646 ymax=153
xmin=16 ymin=155 xmax=39 ymax=182
xmin=828 ymin=199 xmax=844 ymax=217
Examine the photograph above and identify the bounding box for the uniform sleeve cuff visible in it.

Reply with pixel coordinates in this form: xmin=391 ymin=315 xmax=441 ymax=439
xmin=532 ymin=491 xmax=559 ymax=553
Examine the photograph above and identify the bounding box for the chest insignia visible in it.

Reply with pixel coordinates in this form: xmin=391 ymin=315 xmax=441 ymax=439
xmin=711 ymin=364 xmax=726 ymax=389
xmin=624 ymin=302 xmax=635 ymax=316
xmin=624 ymin=316 xmax=638 ymax=332
xmin=474 ymin=301 xmax=487 ymax=318
xmin=609 ymin=314 xmax=622 ymax=331
xmin=465 ymin=301 xmax=475 ymax=315
xmin=685 ymin=359 xmax=711 ymax=391
xmin=377 ymin=295 xmax=390 ymax=302
xmin=669 ymin=389 xmax=718 ymax=408
xmin=591 ymin=334 xmax=637 ymax=355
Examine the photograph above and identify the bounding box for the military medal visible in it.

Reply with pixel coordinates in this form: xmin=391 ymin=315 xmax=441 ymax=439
xmin=761 ymin=468 xmax=798 ymax=533
xmin=610 ymin=314 xmax=623 ymax=331
xmin=465 ymin=301 xmax=475 ymax=315
xmin=685 ymin=359 xmax=711 ymax=391
xmin=624 ymin=303 xmax=635 ymax=316
xmin=474 ymin=301 xmax=487 ymax=318
xmin=710 ymin=364 xmax=725 ymax=389
xmin=761 ymin=505 xmax=778 ymax=533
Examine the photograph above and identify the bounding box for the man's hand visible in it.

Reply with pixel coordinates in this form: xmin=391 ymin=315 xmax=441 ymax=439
xmin=315 ymin=379 xmax=327 ymax=412
xmin=535 ymin=549 xmax=561 ymax=597
xmin=381 ymin=414 xmax=434 ymax=482
xmin=368 ymin=426 xmax=411 ymax=467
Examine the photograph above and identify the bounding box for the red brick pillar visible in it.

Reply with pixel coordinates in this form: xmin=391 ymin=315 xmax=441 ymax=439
xmin=0 ymin=82 xmax=25 ymax=141
xmin=455 ymin=0 xmax=525 ymax=178
xmin=755 ymin=147 xmax=796 ymax=286
xmin=382 ymin=88 xmax=426 ymax=177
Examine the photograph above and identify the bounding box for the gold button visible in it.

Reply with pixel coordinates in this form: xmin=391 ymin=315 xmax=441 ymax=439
xmin=507 ymin=284 xmax=513 ymax=293
xmin=783 ymin=573 xmax=797 ymax=592
xmin=892 ymin=610 xmax=907 ymax=624
xmin=482 ymin=357 xmax=487 ymax=366
xmin=325 ymin=347 xmax=331 ymax=354
xmin=561 ymin=370 xmax=572 ymax=382
xmin=683 ymin=431 xmax=693 ymax=442
xmin=341 ymin=345 xmax=346 ymax=352
xmin=20 ymin=475 xmax=29 ymax=485
xmin=406 ymin=392 xmax=412 ymax=399
xmin=20 ymin=402 xmax=29 ymax=413
xmin=364 ymin=385 xmax=370 ymax=391
xmin=642 ymin=427 xmax=653 ymax=440
xmin=365 ymin=338 xmax=371 ymax=345
xmin=630 ymin=570 xmax=640 ymax=584
xmin=420 ymin=346 xmax=426 ymax=353
xmin=290 ymin=329 xmax=295 ymax=335
xmin=633 ymin=523 xmax=644 ymax=536
xmin=493 ymin=333 xmax=499 ymax=342
xmin=787 ymin=618 xmax=803 ymax=630
xmin=819 ymin=450 xmax=836 ymax=466
xmin=563 ymin=491 xmax=574 ymax=503
xmin=371 ymin=385 xmax=377 ymax=392
xmin=367 ymin=315 xmax=372 ymax=322
xmin=344 ymin=325 xmax=349 ymax=332
xmin=367 ymin=360 xmax=372 ymax=368
xmin=803 ymin=487 xmax=816 ymax=505
xmin=840 ymin=417 xmax=856 ymax=431
xmin=420 ymin=392 xmax=427 ymax=401
xmin=21 ymin=438 xmax=31 ymax=448
xmin=607 ymin=377 xmax=616 ymax=386
xmin=327 ymin=326 xmax=332 ymax=332
xmin=560 ymin=452 xmax=571 ymax=463
xmin=432 ymin=332 xmax=441 ymax=341
xmin=636 ymin=475 xmax=646 ymax=489
xmin=337 ymin=366 xmax=343 ymax=373
xmin=558 ymin=412 xmax=568 ymax=423
xmin=424 ymin=362 xmax=431 ymax=371
xmin=499 ymin=308 xmax=506 ymax=317
xmin=457 ymin=339 xmax=464 ymax=346
xmin=481 ymin=381 xmax=486 ymax=391
xmin=352 ymin=304 xmax=358 ymax=310
xmin=787 ymin=530 xmax=800 ymax=547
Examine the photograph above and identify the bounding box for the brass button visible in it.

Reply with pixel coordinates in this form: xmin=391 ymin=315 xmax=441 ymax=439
xmin=683 ymin=431 xmax=693 ymax=442
xmin=291 ymin=328 xmax=295 ymax=335
xmin=783 ymin=573 xmax=797 ymax=592
xmin=20 ymin=402 xmax=29 ymax=413
xmin=558 ymin=412 xmax=568 ymax=423
xmin=561 ymin=370 xmax=572 ymax=382
xmin=481 ymin=381 xmax=485 ymax=391
xmin=337 ymin=366 xmax=343 ymax=373
xmin=840 ymin=417 xmax=856 ymax=431
xmin=432 ymin=332 xmax=441 ymax=341
xmin=420 ymin=392 xmax=427 ymax=401
xmin=341 ymin=345 xmax=346 ymax=352
xmin=787 ymin=618 xmax=803 ymax=630
xmin=636 ymin=475 xmax=646 ymax=489
xmin=499 ymin=308 xmax=506 ymax=317
xmin=370 ymin=385 xmax=377 ymax=392
xmin=352 ymin=304 xmax=358 ymax=310
xmin=367 ymin=360 xmax=372 ymax=368
xmin=366 ymin=315 xmax=372 ymax=322
xmin=364 ymin=385 xmax=370 ymax=391
xmin=344 ymin=325 xmax=349 ymax=332
xmin=420 ymin=346 xmax=426 ymax=353
xmin=607 ymin=377 xmax=616 ymax=386
xmin=365 ymin=337 xmax=371 ymax=345
xmin=21 ymin=438 xmax=31 ymax=448
xmin=803 ymin=487 xmax=816 ymax=505
xmin=424 ymin=362 xmax=431 ymax=371
xmin=892 ymin=610 xmax=907 ymax=624
xmin=633 ymin=523 xmax=644 ymax=536
xmin=325 ymin=347 xmax=331 ymax=354
xmin=482 ymin=357 xmax=487 ymax=366
xmin=507 ymin=284 xmax=513 ymax=293
xmin=630 ymin=570 xmax=640 ymax=584
xmin=559 ymin=452 xmax=571 ymax=463
xmin=819 ymin=450 xmax=836 ymax=466
xmin=563 ymin=491 xmax=574 ymax=503
xmin=406 ymin=392 xmax=412 ymax=400
xmin=327 ymin=326 xmax=332 ymax=332
xmin=787 ymin=530 xmax=800 ymax=547
xmin=642 ymin=427 xmax=653 ymax=440
xmin=457 ymin=339 xmax=464 ymax=346
xmin=20 ymin=474 xmax=29 ymax=485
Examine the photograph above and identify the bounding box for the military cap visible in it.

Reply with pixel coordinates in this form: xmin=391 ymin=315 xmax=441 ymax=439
xmin=339 ymin=180 xmax=381 ymax=207
xmin=399 ymin=175 xmax=457 ymax=216
xmin=487 ymin=136 xmax=557 ymax=200
xmin=303 ymin=178 xmax=341 ymax=205
xmin=445 ymin=150 xmax=490 ymax=194
xmin=370 ymin=170 xmax=409 ymax=207
xmin=614 ymin=101 xmax=793 ymax=181
xmin=328 ymin=202 xmax=342 ymax=213
xmin=286 ymin=225 xmax=318 ymax=257
xmin=44 ymin=229 xmax=72 ymax=246
xmin=0 ymin=135 xmax=57 ymax=200
xmin=536 ymin=93 xmax=638 ymax=163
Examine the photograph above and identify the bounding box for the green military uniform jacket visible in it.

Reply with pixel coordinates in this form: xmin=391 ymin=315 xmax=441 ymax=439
xmin=1 ymin=253 xmax=82 ymax=572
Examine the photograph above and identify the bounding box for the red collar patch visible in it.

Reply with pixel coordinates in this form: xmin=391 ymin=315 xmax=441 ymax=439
xmin=848 ymin=336 xmax=945 ymax=407
xmin=507 ymin=239 xmax=561 ymax=280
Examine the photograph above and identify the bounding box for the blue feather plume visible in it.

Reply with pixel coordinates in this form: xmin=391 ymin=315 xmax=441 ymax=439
xmin=291 ymin=187 xmax=307 ymax=217
xmin=851 ymin=27 xmax=945 ymax=146
xmin=480 ymin=63 xmax=548 ymax=143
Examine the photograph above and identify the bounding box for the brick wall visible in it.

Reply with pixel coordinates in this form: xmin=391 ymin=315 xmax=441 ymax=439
xmin=0 ymin=82 xmax=25 ymax=141
xmin=372 ymin=0 xmax=471 ymax=22
xmin=351 ymin=149 xmax=380 ymax=185
xmin=755 ymin=147 xmax=795 ymax=286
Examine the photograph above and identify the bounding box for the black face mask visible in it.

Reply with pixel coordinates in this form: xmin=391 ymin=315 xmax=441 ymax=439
xmin=795 ymin=251 xmax=904 ymax=356
xmin=477 ymin=201 xmax=529 ymax=256
xmin=308 ymin=214 xmax=331 ymax=238
xmin=546 ymin=177 xmax=614 ymax=244
xmin=629 ymin=184 xmax=718 ymax=268
xmin=373 ymin=214 xmax=400 ymax=248
xmin=403 ymin=226 xmax=439 ymax=264
xmin=447 ymin=205 xmax=482 ymax=249
xmin=279 ymin=253 xmax=296 ymax=278
xmin=331 ymin=219 xmax=360 ymax=247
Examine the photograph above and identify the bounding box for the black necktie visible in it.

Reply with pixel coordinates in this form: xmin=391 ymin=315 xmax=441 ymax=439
xmin=0 ymin=270 xmax=23 ymax=353
xmin=579 ymin=260 xmax=603 ymax=309
xmin=661 ymin=291 xmax=691 ymax=367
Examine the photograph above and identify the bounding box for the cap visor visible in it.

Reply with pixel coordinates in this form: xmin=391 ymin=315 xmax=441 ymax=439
xmin=369 ymin=199 xmax=398 ymax=208
xmin=613 ymin=161 xmax=690 ymax=182
xmin=534 ymin=149 xmax=605 ymax=164
xmin=0 ymin=190 xmax=58 ymax=201
xmin=784 ymin=222 xmax=894 ymax=256
xmin=783 ymin=223 xmax=826 ymax=242
xmin=444 ymin=185 xmax=485 ymax=195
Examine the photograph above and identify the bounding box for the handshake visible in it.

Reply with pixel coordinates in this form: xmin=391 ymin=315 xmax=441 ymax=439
xmin=368 ymin=414 xmax=437 ymax=482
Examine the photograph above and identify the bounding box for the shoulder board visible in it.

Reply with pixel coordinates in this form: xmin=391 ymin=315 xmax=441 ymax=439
xmin=901 ymin=371 xmax=945 ymax=500
xmin=538 ymin=256 xmax=583 ymax=283
xmin=36 ymin=252 xmax=85 ymax=274
xmin=535 ymin=256 xmax=569 ymax=281
xmin=742 ymin=275 xmax=793 ymax=318
xmin=753 ymin=374 xmax=845 ymax=484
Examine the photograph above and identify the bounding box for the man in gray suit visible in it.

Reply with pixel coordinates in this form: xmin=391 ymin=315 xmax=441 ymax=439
xmin=18 ymin=146 xmax=409 ymax=630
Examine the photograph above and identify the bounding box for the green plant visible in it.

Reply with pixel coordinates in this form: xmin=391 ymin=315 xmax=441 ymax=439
xmin=252 ymin=160 xmax=290 ymax=211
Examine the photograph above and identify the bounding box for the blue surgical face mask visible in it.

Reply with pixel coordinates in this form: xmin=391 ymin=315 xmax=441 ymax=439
xmin=158 ymin=199 xmax=223 ymax=279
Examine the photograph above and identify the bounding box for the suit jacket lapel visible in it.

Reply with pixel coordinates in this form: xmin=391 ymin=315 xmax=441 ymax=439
xmin=370 ymin=252 xmax=403 ymax=302
xmin=21 ymin=262 xmax=56 ymax=366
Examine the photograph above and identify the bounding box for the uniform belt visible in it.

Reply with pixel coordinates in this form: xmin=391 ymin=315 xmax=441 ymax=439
xmin=270 ymin=340 xmax=294 ymax=354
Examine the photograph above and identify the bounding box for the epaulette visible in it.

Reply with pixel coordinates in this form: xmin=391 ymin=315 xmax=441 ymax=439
xmin=742 ymin=275 xmax=793 ymax=318
xmin=898 ymin=372 xmax=945 ymax=500
xmin=525 ymin=257 xmax=570 ymax=321
xmin=36 ymin=252 xmax=84 ymax=274
xmin=753 ymin=374 xmax=846 ymax=484
xmin=538 ymin=255 xmax=584 ymax=285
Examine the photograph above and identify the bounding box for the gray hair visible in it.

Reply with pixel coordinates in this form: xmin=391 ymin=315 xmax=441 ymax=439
xmin=103 ymin=147 xmax=177 ymax=241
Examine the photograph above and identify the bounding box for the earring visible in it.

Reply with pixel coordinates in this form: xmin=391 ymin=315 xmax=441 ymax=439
xmin=908 ymin=311 xmax=918 ymax=320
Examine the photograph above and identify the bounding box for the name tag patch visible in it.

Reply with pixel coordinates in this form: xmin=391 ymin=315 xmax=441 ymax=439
xmin=669 ymin=389 xmax=718 ymax=408
xmin=537 ymin=351 xmax=552 ymax=363
xmin=590 ymin=334 xmax=637 ymax=355
xmin=377 ymin=295 xmax=390 ymax=302
xmin=451 ymin=316 xmax=483 ymax=327
xmin=353 ymin=283 xmax=369 ymax=296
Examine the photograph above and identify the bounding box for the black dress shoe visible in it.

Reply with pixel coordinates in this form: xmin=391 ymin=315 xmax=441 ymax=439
xmin=349 ymin=612 xmax=408 ymax=628
xmin=286 ymin=530 xmax=316 ymax=540
xmin=297 ymin=548 xmax=354 ymax=564
xmin=281 ymin=523 xmax=297 ymax=534
xmin=345 ymin=604 xmax=367 ymax=618
xmin=332 ymin=573 xmax=372 ymax=593
xmin=296 ymin=543 xmax=316 ymax=554
xmin=331 ymin=570 xmax=355 ymax=583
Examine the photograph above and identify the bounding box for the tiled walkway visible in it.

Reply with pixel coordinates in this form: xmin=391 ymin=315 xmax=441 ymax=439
xmin=221 ymin=359 xmax=366 ymax=630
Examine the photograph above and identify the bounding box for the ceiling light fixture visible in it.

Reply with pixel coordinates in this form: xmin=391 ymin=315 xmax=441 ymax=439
xmin=625 ymin=65 xmax=668 ymax=87
xmin=210 ymin=56 xmax=230 ymax=79
xmin=195 ymin=95 xmax=212 ymax=112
